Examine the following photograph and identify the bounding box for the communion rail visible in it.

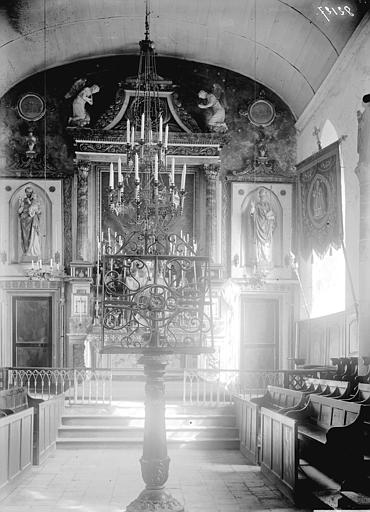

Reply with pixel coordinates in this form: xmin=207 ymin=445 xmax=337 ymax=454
xmin=2 ymin=367 xmax=285 ymax=406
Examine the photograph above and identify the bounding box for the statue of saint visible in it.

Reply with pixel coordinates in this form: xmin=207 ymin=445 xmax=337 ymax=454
xmin=18 ymin=186 xmax=42 ymax=257
xmin=250 ymin=188 xmax=276 ymax=269
xmin=65 ymin=79 xmax=100 ymax=127
xmin=198 ymin=83 xmax=228 ymax=133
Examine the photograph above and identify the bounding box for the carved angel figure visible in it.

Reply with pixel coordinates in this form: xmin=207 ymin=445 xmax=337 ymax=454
xmin=65 ymin=79 xmax=100 ymax=127
xmin=198 ymin=83 xmax=228 ymax=133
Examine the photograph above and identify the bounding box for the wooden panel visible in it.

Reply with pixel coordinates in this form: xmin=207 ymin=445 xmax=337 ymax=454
xmin=0 ymin=424 xmax=9 ymax=489
xmin=9 ymin=419 xmax=21 ymax=479
xmin=261 ymin=407 xmax=298 ymax=501
xmin=282 ymin=423 xmax=296 ymax=489
xmin=20 ymin=412 xmax=32 ymax=468
xmin=272 ymin=418 xmax=282 ymax=476
xmin=34 ymin=394 xmax=64 ymax=465
xmin=234 ymin=396 xmax=259 ymax=464
xmin=0 ymin=408 xmax=33 ymax=498
xmin=262 ymin=414 xmax=272 ymax=468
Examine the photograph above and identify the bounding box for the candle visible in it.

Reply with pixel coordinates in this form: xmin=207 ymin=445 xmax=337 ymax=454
xmin=57 ymin=263 xmax=60 ymax=271
xmin=126 ymin=119 xmax=130 ymax=144
xmin=181 ymin=163 xmax=187 ymax=190
xmin=108 ymin=227 xmax=111 ymax=245
xmin=109 ymin=162 xmax=114 ymax=189
xmin=39 ymin=259 xmax=42 ymax=269
xmin=158 ymin=115 xmax=163 ymax=142
xmin=50 ymin=258 xmax=53 ymax=269
xmin=131 ymin=126 xmax=135 ymax=148
xmin=135 ymin=154 xmax=139 ymax=181
xmin=164 ymin=124 xmax=169 ymax=149
xmin=118 ymin=157 xmax=122 ymax=183
xmin=154 ymin=154 xmax=158 ymax=181
xmin=110 ymin=259 xmax=113 ymax=271
xmin=171 ymin=158 xmax=175 ymax=184
xmin=141 ymin=113 xmax=145 ymax=140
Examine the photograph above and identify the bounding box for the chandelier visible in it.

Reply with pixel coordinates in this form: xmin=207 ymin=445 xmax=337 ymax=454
xmin=98 ymin=2 xmax=213 ymax=357
xmin=108 ymin=8 xmax=186 ymax=228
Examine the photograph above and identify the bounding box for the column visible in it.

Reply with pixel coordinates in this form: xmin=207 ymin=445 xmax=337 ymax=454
xmin=126 ymin=355 xmax=183 ymax=512
xmin=355 ymin=96 xmax=370 ymax=374
xmin=75 ymin=160 xmax=90 ymax=261
xmin=204 ymin=164 xmax=220 ymax=263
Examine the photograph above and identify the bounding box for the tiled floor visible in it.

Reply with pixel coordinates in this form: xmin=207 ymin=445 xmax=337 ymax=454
xmin=0 ymin=448 xmax=307 ymax=511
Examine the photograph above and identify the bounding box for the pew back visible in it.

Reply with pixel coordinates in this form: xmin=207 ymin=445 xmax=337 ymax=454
xmin=309 ymin=394 xmax=363 ymax=430
xmin=0 ymin=387 xmax=28 ymax=414
xmin=304 ymin=378 xmax=351 ymax=397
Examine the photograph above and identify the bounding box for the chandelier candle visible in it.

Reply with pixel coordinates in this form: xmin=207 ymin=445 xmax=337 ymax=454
xmin=109 ymin=162 xmax=114 ymax=189
xmin=181 ymin=164 xmax=186 ymax=190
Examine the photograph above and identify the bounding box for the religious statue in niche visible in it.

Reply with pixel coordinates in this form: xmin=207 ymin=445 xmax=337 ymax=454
xmin=250 ymin=188 xmax=276 ymax=270
xmin=18 ymin=186 xmax=42 ymax=258
xmin=197 ymin=83 xmax=228 ymax=133
xmin=65 ymin=78 xmax=100 ymax=127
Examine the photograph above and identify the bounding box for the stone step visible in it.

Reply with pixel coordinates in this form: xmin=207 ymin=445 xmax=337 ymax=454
xmin=61 ymin=414 xmax=236 ymax=427
xmin=56 ymin=437 xmax=240 ymax=450
xmin=58 ymin=425 xmax=239 ymax=439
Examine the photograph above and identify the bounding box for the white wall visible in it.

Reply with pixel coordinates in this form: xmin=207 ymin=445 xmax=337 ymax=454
xmin=295 ymin=13 xmax=370 ymax=317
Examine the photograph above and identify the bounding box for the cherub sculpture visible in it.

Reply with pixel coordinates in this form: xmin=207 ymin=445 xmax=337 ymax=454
xmin=197 ymin=83 xmax=228 ymax=133
xmin=65 ymin=78 xmax=100 ymax=127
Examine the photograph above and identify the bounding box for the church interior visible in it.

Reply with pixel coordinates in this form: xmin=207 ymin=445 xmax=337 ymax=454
xmin=0 ymin=1 xmax=370 ymax=510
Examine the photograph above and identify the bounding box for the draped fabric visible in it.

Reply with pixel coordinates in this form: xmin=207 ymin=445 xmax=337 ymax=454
xmin=297 ymin=141 xmax=343 ymax=259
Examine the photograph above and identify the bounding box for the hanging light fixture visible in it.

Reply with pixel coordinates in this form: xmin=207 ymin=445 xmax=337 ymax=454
xmin=108 ymin=2 xmax=186 ymax=228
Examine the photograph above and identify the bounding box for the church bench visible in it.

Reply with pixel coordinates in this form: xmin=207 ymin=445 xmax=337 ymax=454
xmin=234 ymin=386 xmax=307 ymax=463
xmin=260 ymin=398 xmax=370 ymax=504
xmin=286 ymin=395 xmax=369 ymax=487
xmin=302 ymin=378 xmax=352 ymax=398
xmin=0 ymin=386 xmax=42 ymax=416
xmin=0 ymin=387 xmax=65 ymax=466
xmin=344 ymin=383 xmax=370 ymax=404
xmin=0 ymin=408 xmax=34 ymax=499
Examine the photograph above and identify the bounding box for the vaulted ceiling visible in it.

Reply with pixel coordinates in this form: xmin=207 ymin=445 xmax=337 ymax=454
xmin=0 ymin=0 xmax=366 ymax=118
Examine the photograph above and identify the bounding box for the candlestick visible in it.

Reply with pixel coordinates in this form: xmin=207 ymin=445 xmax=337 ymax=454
xmin=126 ymin=119 xmax=130 ymax=144
xmin=159 ymin=115 xmax=163 ymax=142
xmin=118 ymin=157 xmax=122 ymax=182
xmin=164 ymin=124 xmax=169 ymax=149
xmin=154 ymin=154 xmax=159 ymax=181
xmin=141 ymin=113 xmax=145 ymax=140
xmin=109 ymin=162 xmax=114 ymax=189
xmin=131 ymin=126 xmax=135 ymax=148
xmin=181 ymin=164 xmax=186 ymax=190
xmin=135 ymin=154 xmax=139 ymax=181
xmin=171 ymin=158 xmax=175 ymax=184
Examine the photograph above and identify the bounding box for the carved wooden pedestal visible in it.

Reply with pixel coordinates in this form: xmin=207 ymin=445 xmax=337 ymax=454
xmin=125 ymin=355 xmax=183 ymax=512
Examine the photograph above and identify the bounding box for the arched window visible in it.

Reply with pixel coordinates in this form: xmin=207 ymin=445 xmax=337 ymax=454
xmin=310 ymin=120 xmax=345 ymax=318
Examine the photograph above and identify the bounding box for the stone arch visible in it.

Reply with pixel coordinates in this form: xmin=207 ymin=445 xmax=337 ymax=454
xmin=9 ymin=182 xmax=52 ymax=263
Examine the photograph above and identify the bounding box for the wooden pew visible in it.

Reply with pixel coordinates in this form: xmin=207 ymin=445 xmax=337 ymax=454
xmin=303 ymin=378 xmax=352 ymax=399
xmin=260 ymin=395 xmax=370 ymax=503
xmin=345 ymin=383 xmax=370 ymax=404
xmin=0 ymin=408 xmax=34 ymax=499
xmin=0 ymin=387 xmax=65 ymax=466
xmin=234 ymin=386 xmax=307 ymax=464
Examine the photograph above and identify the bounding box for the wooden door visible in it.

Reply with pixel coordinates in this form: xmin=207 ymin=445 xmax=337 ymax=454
xmin=12 ymin=296 xmax=52 ymax=367
xmin=240 ymin=297 xmax=279 ymax=370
